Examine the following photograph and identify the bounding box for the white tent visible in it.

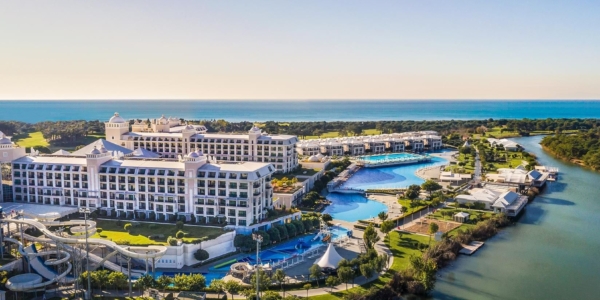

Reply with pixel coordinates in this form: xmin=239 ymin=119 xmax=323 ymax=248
xmin=315 ymin=243 xmax=344 ymax=269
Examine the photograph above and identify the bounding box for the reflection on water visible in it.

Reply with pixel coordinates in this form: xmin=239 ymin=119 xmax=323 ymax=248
xmin=432 ymin=135 xmax=600 ymax=300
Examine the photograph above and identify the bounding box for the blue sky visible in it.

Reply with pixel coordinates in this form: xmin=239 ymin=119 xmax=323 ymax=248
xmin=0 ymin=0 xmax=599 ymax=100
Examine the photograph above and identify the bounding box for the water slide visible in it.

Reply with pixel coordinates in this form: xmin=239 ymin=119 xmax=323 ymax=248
xmin=3 ymin=237 xmax=73 ymax=291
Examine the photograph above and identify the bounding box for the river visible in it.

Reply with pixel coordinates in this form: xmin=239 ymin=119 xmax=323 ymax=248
xmin=431 ymin=135 xmax=600 ymax=300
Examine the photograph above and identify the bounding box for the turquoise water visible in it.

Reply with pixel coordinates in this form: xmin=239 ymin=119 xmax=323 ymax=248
xmin=325 ymin=153 xmax=449 ymax=222
xmin=432 ymin=136 xmax=600 ymax=300
xmin=359 ymin=152 xmax=422 ymax=162
xmin=2 ymin=100 xmax=600 ymax=122
xmin=323 ymin=193 xmax=388 ymax=222
xmin=154 ymin=227 xmax=350 ymax=284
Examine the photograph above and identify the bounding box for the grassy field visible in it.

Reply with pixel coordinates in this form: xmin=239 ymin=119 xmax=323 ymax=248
xmin=13 ymin=131 xmax=106 ymax=151
xmin=309 ymin=232 xmax=430 ymax=299
xmin=397 ymin=199 xmax=431 ymax=216
xmin=13 ymin=131 xmax=49 ymax=148
xmin=303 ymin=129 xmax=382 ymax=140
xmin=473 ymin=127 xmax=579 ymax=139
xmin=92 ymin=219 xmax=225 ymax=246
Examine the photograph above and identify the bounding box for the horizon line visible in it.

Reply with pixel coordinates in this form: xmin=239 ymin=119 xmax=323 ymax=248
xmin=2 ymin=99 xmax=600 ymax=101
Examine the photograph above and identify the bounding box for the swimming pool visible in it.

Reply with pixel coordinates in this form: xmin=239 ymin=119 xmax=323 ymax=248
xmin=325 ymin=152 xmax=450 ymax=222
xmin=154 ymin=226 xmax=351 ymax=284
xmin=323 ymin=193 xmax=388 ymax=222
xmin=358 ymin=152 xmax=423 ymax=163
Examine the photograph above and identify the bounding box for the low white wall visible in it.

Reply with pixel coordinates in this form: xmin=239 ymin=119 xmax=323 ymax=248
xmin=154 ymin=231 xmax=237 ymax=269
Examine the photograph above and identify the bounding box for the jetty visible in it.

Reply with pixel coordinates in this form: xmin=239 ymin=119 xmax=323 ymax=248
xmin=459 ymin=241 xmax=485 ymax=255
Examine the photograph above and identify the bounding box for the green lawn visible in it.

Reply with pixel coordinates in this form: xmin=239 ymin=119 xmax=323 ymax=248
xmin=309 ymin=232 xmax=430 ymax=299
xmin=304 ymin=129 xmax=382 ymax=140
xmin=92 ymin=219 xmax=225 ymax=246
xmin=397 ymin=199 xmax=431 ymax=216
xmin=14 ymin=131 xmax=49 ymax=148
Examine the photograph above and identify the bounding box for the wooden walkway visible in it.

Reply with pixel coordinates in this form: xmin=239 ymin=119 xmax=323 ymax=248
xmin=459 ymin=241 xmax=485 ymax=255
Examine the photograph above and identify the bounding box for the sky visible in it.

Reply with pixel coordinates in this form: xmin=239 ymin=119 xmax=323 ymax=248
xmin=0 ymin=0 xmax=599 ymax=100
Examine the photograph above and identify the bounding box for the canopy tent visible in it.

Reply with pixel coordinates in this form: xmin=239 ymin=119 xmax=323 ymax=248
xmin=315 ymin=243 xmax=344 ymax=269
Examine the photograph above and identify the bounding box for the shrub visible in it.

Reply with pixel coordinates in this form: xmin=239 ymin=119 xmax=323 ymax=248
xmin=167 ymin=236 xmax=178 ymax=246
xmin=124 ymin=223 xmax=132 ymax=231
xmin=175 ymin=230 xmax=185 ymax=239
xmin=116 ymin=219 xmax=123 ymax=226
xmin=149 ymin=224 xmax=157 ymax=230
xmin=194 ymin=249 xmax=209 ymax=261
xmin=96 ymin=228 xmax=103 ymax=234
xmin=176 ymin=220 xmax=184 ymax=230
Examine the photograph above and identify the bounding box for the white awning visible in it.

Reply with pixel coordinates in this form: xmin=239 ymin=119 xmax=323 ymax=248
xmin=316 ymin=243 xmax=344 ymax=269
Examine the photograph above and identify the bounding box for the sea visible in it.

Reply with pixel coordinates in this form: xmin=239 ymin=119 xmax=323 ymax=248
xmin=1 ymin=100 xmax=600 ymax=123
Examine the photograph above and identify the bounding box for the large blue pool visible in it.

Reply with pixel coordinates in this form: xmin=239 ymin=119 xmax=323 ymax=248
xmin=154 ymin=226 xmax=350 ymax=284
xmin=358 ymin=152 xmax=423 ymax=163
xmin=325 ymin=152 xmax=450 ymax=222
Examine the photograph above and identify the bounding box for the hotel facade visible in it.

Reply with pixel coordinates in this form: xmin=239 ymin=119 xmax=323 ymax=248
xmin=105 ymin=113 xmax=299 ymax=173
xmin=2 ymin=131 xmax=276 ymax=228
xmin=296 ymin=131 xmax=443 ymax=156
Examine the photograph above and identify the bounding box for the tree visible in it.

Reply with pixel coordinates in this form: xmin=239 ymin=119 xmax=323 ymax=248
xmin=421 ymin=180 xmax=442 ymax=200
xmin=363 ymin=224 xmax=380 ymax=249
xmin=250 ymin=269 xmax=272 ymax=296
xmin=124 ymin=223 xmax=132 ymax=232
xmin=409 ymin=255 xmax=438 ymax=292
xmin=108 ymin=272 xmax=128 ymax=291
xmin=210 ymin=279 xmax=226 ymax=299
xmin=303 ymin=283 xmax=312 ymax=298
xmin=285 ymin=223 xmax=297 ymax=237
xmin=176 ymin=230 xmax=185 ymax=239
xmin=156 ymin=275 xmax=172 ymax=295
xmin=325 ymin=276 xmax=340 ymax=292
xmin=321 ymin=213 xmax=333 ymax=223
xmin=272 ymin=269 xmax=287 ymax=295
xmin=262 ymin=291 xmax=283 ymax=300
xmin=360 ymin=262 xmax=375 ymax=279
xmin=429 ymin=222 xmax=439 ymax=245
xmin=400 ymin=206 xmax=408 ymax=215
xmin=95 ymin=270 xmax=111 ymax=293
xmin=268 ymin=227 xmax=281 ymax=242
xmin=337 ymin=266 xmax=354 ymax=290
xmin=225 ymin=280 xmax=241 ymax=300
xmin=188 ymin=273 xmax=206 ymax=291
xmin=380 ymin=220 xmax=394 ymax=237
xmin=174 ymin=273 xmax=190 ymax=291
xmin=309 ymin=264 xmax=322 ymax=287
xmin=135 ymin=273 xmax=155 ymax=294
xmin=194 ymin=249 xmax=209 ymax=261
xmin=377 ymin=211 xmax=388 ymax=221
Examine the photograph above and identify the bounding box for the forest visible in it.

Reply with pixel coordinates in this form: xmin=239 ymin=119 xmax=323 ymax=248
xmin=541 ymin=129 xmax=600 ymax=170
xmin=1 ymin=117 xmax=599 ymax=150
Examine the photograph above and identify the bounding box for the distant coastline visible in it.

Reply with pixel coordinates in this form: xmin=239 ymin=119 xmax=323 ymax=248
xmin=2 ymin=100 xmax=600 ymax=123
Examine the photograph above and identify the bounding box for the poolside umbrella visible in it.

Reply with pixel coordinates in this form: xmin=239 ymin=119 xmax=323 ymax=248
xmin=316 ymin=243 xmax=344 ymax=269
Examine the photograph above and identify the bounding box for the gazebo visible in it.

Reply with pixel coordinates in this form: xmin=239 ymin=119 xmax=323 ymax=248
xmin=315 ymin=243 xmax=344 ymax=270
xmin=453 ymin=212 xmax=470 ymax=223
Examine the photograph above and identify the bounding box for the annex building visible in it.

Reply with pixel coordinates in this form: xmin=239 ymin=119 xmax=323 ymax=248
xmin=105 ymin=113 xmax=299 ymax=173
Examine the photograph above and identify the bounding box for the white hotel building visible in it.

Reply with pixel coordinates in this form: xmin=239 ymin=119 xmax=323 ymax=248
xmin=2 ymin=131 xmax=276 ymax=227
xmin=296 ymin=131 xmax=443 ymax=156
xmin=105 ymin=113 xmax=299 ymax=173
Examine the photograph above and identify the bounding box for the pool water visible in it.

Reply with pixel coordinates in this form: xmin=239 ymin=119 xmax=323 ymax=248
xmin=325 ymin=152 xmax=450 ymax=222
xmin=323 ymin=193 xmax=388 ymax=222
xmin=358 ymin=152 xmax=423 ymax=162
xmin=154 ymin=226 xmax=351 ymax=284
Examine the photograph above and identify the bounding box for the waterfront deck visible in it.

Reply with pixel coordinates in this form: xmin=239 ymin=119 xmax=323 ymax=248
xmin=459 ymin=241 xmax=485 ymax=255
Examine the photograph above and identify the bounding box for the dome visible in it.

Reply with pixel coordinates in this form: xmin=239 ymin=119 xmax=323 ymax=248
xmin=100 ymin=145 xmax=108 ymax=153
xmin=159 ymin=115 xmax=168 ymax=125
xmin=316 ymin=153 xmax=325 ymax=159
xmin=250 ymin=126 xmax=261 ymax=132
xmin=0 ymin=137 xmax=11 ymax=144
xmin=109 ymin=112 xmax=126 ymax=124
xmin=89 ymin=146 xmax=101 ymax=155
xmin=187 ymin=151 xmax=199 ymax=158
xmin=195 ymin=149 xmax=203 ymax=156
xmin=185 ymin=124 xmax=195 ymax=130
xmin=308 ymin=155 xmax=320 ymax=162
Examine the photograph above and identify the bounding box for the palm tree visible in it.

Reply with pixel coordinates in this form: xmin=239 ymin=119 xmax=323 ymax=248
xmin=303 ymin=283 xmax=312 ymax=298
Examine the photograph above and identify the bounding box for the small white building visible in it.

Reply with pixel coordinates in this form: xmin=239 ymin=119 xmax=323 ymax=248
xmin=487 ymin=138 xmax=521 ymax=151
xmin=491 ymin=191 xmax=528 ymax=217
xmin=453 ymin=212 xmax=470 ymax=223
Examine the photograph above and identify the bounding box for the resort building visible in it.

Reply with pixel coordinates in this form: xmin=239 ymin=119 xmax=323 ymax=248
xmin=485 ymin=167 xmax=550 ymax=189
xmin=439 ymin=171 xmax=472 ymax=185
xmin=6 ymin=138 xmax=276 ymax=227
xmin=105 ymin=113 xmax=299 ymax=173
xmin=456 ymin=186 xmax=528 ymax=216
xmin=486 ymin=138 xmax=521 ymax=151
xmin=296 ymin=131 xmax=442 ymax=157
